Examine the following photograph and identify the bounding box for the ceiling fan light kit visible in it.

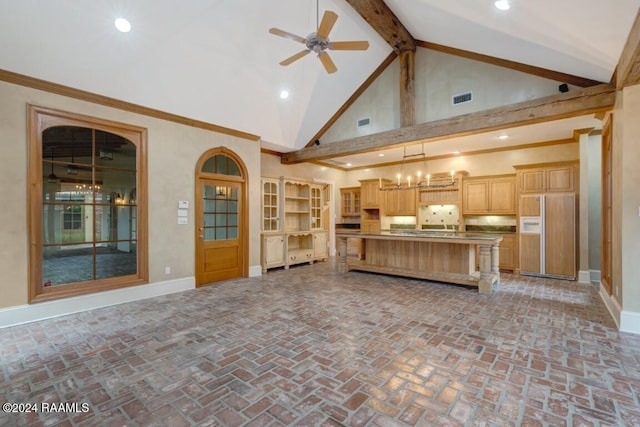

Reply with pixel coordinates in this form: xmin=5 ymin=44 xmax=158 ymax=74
xmin=269 ymin=9 xmax=369 ymax=74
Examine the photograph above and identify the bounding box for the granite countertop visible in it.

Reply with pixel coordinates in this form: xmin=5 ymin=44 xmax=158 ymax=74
xmin=338 ymin=229 xmax=503 ymax=242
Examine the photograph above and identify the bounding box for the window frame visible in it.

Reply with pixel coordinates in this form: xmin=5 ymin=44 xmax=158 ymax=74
xmin=28 ymin=105 xmax=148 ymax=303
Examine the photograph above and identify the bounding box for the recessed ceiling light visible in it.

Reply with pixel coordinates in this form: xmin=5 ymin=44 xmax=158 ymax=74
xmin=280 ymin=90 xmax=289 ymax=99
xmin=114 ymin=17 xmax=131 ymax=33
xmin=378 ymin=153 xmax=385 ymax=157
xmin=494 ymin=0 xmax=510 ymax=11
xmin=498 ymin=134 xmax=509 ymax=140
xmin=453 ymin=150 xmax=460 ymax=155
xmin=346 ymin=163 xmax=352 ymax=167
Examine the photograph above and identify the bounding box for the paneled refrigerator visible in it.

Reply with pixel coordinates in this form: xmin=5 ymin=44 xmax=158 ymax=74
xmin=519 ymin=193 xmax=576 ymax=279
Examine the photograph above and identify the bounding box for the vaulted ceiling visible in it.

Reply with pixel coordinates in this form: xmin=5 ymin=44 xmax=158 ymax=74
xmin=1 ymin=0 xmax=639 ymax=167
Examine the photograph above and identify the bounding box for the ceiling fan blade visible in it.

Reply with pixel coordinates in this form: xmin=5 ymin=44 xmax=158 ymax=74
xmin=316 ymin=10 xmax=338 ymax=38
xmin=329 ymin=41 xmax=369 ymax=51
xmin=269 ymin=28 xmax=307 ymax=44
xmin=280 ymin=49 xmax=311 ymax=66
xmin=318 ymin=51 xmax=337 ymax=74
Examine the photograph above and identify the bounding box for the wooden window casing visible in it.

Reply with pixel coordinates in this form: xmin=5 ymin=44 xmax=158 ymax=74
xmin=28 ymin=105 xmax=148 ymax=303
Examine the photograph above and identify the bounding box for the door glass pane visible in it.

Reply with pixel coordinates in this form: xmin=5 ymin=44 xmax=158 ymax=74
xmin=201 ymin=182 xmax=241 ymax=241
xmin=201 ymin=154 xmax=241 ymax=176
xmin=228 ymin=227 xmax=238 ymax=239
xmin=204 ymin=228 xmax=215 ymax=241
xmin=204 ymin=214 xmax=215 ymax=226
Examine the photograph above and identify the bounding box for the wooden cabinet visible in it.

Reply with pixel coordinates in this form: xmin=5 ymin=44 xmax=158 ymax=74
xmin=515 ymin=162 xmax=577 ymax=194
xmin=262 ymin=178 xmax=280 ymax=231
xmin=360 ymin=179 xmax=389 ymax=233
xmin=474 ymin=233 xmax=517 ymax=272
xmin=462 ymin=175 xmax=516 ymax=215
xmin=310 ymin=185 xmax=322 ymax=229
xmin=498 ymin=234 xmax=516 ymax=271
xmin=261 ymin=234 xmax=285 ymax=272
xmin=360 ymin=179 xmax=384 ymax=207
xmin=361 ymin=219 xmax=381 ymax=234
xmin=283 ymin=180 xmax=310 ymax=231
xmin=313 ymin=231 xmax=328 ymax=259
xmin=261 ymin=177 xmax=329 ymax=272
xmin=340 ymin=187 xmax=360 ymax=217
xmin=384 ymin=188 xmax=416 ymax=216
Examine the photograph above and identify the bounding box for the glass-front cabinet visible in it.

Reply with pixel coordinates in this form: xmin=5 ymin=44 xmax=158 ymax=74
xmin=260 ymin=177 xmax=328 ymax=272
xmin=262 ymin=178 xmax=280 ymax=232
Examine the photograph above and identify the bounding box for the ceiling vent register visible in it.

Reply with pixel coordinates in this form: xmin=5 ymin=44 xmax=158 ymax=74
xmin=452 ymin=91 xmax=473 ymax=105
xmin=357 ymin=117 xmax=371 ymax=128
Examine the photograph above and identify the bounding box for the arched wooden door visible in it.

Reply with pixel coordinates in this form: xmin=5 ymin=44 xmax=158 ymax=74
xmin=195 ymin=148 xmax=248 ymax=286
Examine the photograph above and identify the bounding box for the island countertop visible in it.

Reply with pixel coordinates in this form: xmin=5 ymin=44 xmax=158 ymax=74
xmin=336 ymin=230 xmax=502 ymax=293
xmin=338 ymin=230 xmax=503 ymax=244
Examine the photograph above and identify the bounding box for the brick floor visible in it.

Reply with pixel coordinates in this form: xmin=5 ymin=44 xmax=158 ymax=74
xmin=1 ymin=259 xmax=640 ymax=426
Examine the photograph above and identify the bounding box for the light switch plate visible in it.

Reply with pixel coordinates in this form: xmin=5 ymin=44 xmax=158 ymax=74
xmin=178 ymin=200 xmax=189 ymax=209
xmin=177 ymin=217 xmax=188 ymax=225
xmin=178 ymin=209 xmax=188 ymax=217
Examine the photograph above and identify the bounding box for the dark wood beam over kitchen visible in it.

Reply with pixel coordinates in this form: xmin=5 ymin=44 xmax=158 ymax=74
xmin=615 ymin=9 xmax=640 ymax=89
xmin=399 ymin=50 xmax=415 ymax=127
xmin=346 ymin=0 xmax=416 ymax=53
xmin=281 ymin=84 xmax=616 ymax=164
xmin=347 ymin=0 xmax=417 ymax=128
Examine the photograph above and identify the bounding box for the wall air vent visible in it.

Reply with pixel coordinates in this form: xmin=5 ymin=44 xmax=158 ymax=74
xmin=357 ymin=117 xmax=371 ymax=128
xmin=452 ymin=91 xmax=473 ymax=105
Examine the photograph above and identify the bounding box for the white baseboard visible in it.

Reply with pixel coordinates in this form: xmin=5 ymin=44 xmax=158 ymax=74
xmin=249 ymin=265 xmax=262 ymax=277
xmin=599 ymin=282 xmax=621 ymax=329
xmin=621 ymin=310 xmax=640 ymax=335
xmin=0 ymin=277 xmax=195 ymax=329
xmin=578 ymin=270 xmax=591 ymax=283
xmin=590 ymin=269 xmax=601 ymax=283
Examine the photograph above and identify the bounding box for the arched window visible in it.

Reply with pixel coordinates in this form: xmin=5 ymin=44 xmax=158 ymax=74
xmin=29 ymin=106 xmax=148 ymax=302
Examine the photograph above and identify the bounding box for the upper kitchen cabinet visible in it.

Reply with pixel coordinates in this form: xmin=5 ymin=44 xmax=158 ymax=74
xmin=515 ymin=162 xmax=578 ymax=194
xmin=462 ymin=175 xmax=516 ymax=215
xmin=360 ymin=179 xmax=384 ymax=208
xmin=340 ymin=187 xmax=360 ymax=217
xmin=383 ymin=188 xmax=417 ymax=216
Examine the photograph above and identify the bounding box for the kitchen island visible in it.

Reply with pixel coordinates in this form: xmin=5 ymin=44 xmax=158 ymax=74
xmin=336 ymin=231 xmax=502 ymax=294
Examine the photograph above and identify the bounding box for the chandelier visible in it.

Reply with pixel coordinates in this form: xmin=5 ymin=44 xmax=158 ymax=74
xmin=379 ymin=144 xmax=456 ymax=191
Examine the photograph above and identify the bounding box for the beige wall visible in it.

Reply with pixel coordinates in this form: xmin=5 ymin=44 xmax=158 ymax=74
xmin=322 ymin=48 xmax=576 ymax=144
xmin=0 ymin=80 xmax=261 ymax=310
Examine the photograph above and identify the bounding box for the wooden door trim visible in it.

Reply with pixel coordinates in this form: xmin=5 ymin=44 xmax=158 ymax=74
xmin=194 ymin=147 xmax=249 ymax=286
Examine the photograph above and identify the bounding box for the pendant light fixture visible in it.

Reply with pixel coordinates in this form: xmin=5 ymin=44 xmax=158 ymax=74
xmin=380 ymin=144 xmax=456 ymax=191
xmin=47 ymin=148 xmax=60 ymax=183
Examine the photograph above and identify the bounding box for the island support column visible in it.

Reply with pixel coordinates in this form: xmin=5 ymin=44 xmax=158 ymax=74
xmin=478 ymin=244 xmax=494 ymax=294
xmin=491 ymin=243 xmax=500 ymax=284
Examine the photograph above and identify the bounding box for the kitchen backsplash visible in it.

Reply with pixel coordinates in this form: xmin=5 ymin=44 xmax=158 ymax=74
xmin=418 ymin=204 xmax=460 ymax=227
xmin=465 ymin=215 xmax=517 ymax=226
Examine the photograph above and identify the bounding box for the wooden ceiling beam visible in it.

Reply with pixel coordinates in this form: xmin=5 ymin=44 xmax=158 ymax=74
xmin=346 ymin=0 xmax=416 ymax=53
xmin=281 ymin=84 xmax=616 ymax=164
xmin=615 ymin=9 xmax=640 ymax=89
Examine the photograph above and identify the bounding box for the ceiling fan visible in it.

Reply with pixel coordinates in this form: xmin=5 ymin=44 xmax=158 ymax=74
xmin=269 ymin=5 xmax=369 ymax=74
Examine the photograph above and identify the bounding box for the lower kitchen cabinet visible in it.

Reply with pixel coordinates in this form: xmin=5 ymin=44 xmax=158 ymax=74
xmin=261 ymin=233 xmax=285 ymax=273
xmin=313 ymin=231 xmax=328 ymax=260
xmin=475 ymin=233 xmax=517 ymax=272
xmin=262 ymin=231 xmax=328 ymax=272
